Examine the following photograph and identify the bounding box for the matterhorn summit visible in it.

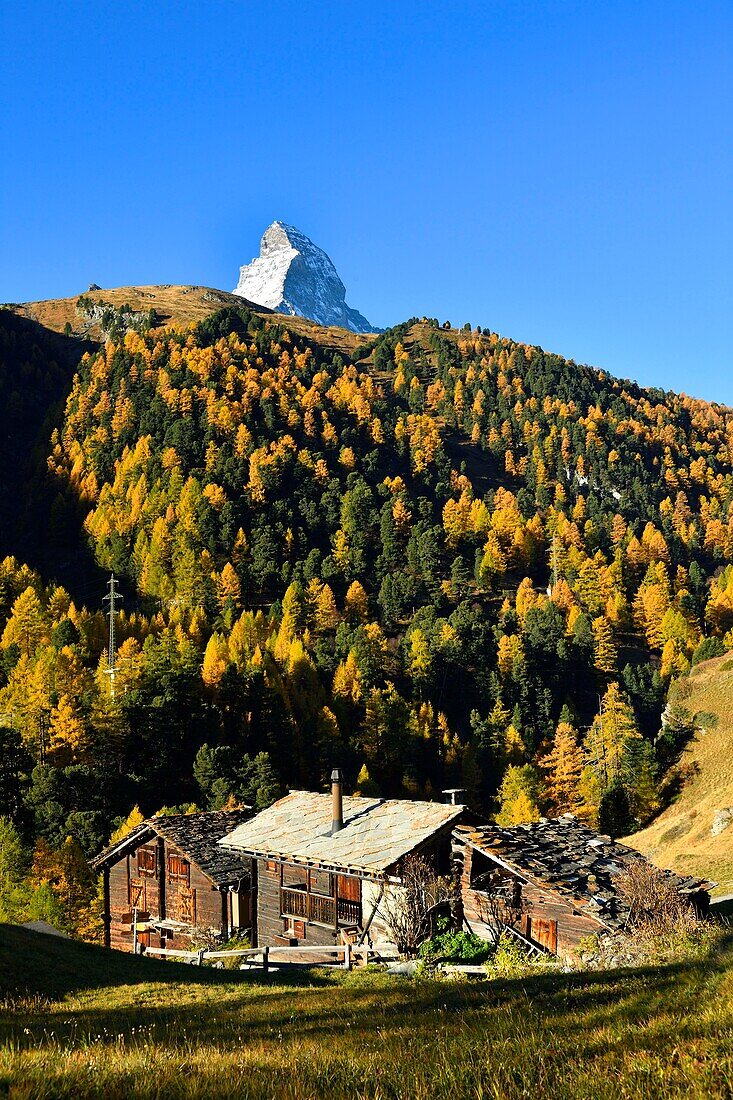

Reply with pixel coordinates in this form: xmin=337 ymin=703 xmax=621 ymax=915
xmin=233 ymin=221 xmax=378 ymax=333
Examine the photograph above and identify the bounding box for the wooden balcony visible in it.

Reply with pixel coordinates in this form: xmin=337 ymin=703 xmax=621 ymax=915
xmin=280 ymin=887 xmax=361 ymax=928
xmin=281 ymin=886 xmax=308 ymax=919
xmin=336 ymin=897 xmax=361 ymax=926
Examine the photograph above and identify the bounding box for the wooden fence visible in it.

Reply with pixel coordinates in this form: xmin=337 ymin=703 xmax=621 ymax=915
xmin=140 ymin=942 xmax=398 ymax=971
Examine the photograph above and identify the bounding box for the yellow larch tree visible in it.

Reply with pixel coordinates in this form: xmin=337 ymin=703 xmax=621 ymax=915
xmin=332 ymin=651 xmax=363 ymax=704
xmin=312 ymin=582 xmax=339 ymax=633
xmin=635 ymin=583 xmax=670 ymax=650
xmin=344 ymin=581 xmax=369 ymax=623
xmin=497 ymin=633 xmax=523 ymax=676
xmin=202 ymin=632 xmax=229 ymax=687
xmin=49 ymin=694 xmax=87 ymax=760
xmin=1 ymin=587 xmax=46 ymax=656
xmin=540 ymin=721 xmax=586 ymax=814
xmin=515 ymin=577 xmax=537 ymax=623
xmin=109 ymin=805 xmax=145 ymax=844
xmin=495 ymin=765 xmax=541 ymax=825
xmin=584 ymin=682 xmax=640 ymax=786
xmin=217 ymin=562 xmax=241 ymax=612
xmin=332 ymin=529 xmax=350 ymax=571
xmin=592 ymin=615 xmax=618 ymax=674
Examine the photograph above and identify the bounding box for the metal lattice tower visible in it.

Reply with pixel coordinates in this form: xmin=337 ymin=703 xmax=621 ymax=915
xmin=103 ymin=573 xmax=123 ymax=699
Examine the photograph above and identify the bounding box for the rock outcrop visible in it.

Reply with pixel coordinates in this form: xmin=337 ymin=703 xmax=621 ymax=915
xmin=711 ymin=808 xmax=733 ymax=837
xmin=233 ymin=222 xmax=378 ymax=333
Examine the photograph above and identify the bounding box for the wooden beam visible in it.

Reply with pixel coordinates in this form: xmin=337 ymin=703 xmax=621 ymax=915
xmin=102 ymin=867 xmax=111 ymax=949
xmin=221 ymin=889 xmax=229 ymax=940
xmin=333 ymin=874 xmax=338 ymax=932
xmin=251 ymin=860 xmax=259 ymax=947
xmin=157 ymin=836 xmax=166 ymax=922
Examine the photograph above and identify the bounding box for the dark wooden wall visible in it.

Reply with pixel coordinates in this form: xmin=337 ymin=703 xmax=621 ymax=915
xmin=255 ymin=859 xmax=344 ymax=948
xmin=256 ymin=859 xmax=286 ymax=946
xmin=109 ymin=855 xmax=136 ymax=951
xmin=458 ymin=842 xmax=604 ymax=957
xmin=105 ymin=834 xmax=249 ymax=953
xmin=253 ymin=823 xmax=459 ymax=949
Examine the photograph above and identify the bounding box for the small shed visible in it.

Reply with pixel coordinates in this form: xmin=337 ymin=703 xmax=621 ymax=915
xmin=91 ymin=809 xmax=253 ymax=952
xmin=219 ymin=774 xmax=465 ymax=949
xmin=453 ymin=814 xmax=714 ymax=957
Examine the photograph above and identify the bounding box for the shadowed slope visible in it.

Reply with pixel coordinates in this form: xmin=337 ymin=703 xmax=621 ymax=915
xmin=1 ymin=924 xmax=732 ymax=1098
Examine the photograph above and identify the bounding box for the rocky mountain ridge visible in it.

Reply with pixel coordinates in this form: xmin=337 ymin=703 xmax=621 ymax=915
xmin=233 ymin=221 xmax=379 ymax=333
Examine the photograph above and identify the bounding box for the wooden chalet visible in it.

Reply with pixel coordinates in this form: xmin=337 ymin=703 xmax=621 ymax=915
xmin=92 ymin=809 xmax=253 ymax=952
xmin=219 ymin=770 xmax=465 ymax=948
xmin=453 ymin=814 xmax=714 ymax=957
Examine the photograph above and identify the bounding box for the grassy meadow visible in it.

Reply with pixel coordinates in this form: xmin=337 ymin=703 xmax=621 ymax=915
xmin=630 ymin=653 xmax=733 ymax=896
xmin=1 ymin=924 xmax=732 ymax=1099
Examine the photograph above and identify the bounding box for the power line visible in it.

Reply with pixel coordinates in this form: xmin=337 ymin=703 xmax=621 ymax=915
xmin=103 ymin=573 xmax=123 ymax=699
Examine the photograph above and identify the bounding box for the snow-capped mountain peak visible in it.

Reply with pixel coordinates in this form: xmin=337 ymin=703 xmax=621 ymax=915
xmin=233 ymin=221 xmax=378 ymax=333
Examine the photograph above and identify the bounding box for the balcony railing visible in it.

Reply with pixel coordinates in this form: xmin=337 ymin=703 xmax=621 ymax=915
xmin=281 ymin=886 xmax=308 ymax=919
xmin=280 ymin=887 xmax=361 ymax=928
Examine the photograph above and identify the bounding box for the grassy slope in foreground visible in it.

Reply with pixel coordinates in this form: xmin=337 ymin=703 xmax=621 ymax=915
xmin=628 ymin=653 xmax=733 ymax=897
xmin=1 ymin=926 xmax=732 ymax=1099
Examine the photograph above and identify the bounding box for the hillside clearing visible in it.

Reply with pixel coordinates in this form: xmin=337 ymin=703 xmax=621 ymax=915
xmin=627 ymin=653 xmax=733 ymax=895
xmin=1 ymin=925 xmax=732 ymax=1099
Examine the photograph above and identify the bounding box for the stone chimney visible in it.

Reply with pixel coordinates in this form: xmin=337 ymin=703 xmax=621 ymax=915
xmin=442 ymin=788 xmax=467 ymax=806
xmin=331 ymin=768 xmax=344 ymax=834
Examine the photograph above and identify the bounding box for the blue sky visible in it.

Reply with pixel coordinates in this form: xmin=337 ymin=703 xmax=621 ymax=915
xmin=1 ymin=1 xmax=731 ymax=402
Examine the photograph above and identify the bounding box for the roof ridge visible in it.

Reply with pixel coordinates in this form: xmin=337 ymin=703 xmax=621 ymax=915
xmin=219 ymin=792 xmax=464 ymax=874
xmin=284 ymin=789 xmax=462 ymax=810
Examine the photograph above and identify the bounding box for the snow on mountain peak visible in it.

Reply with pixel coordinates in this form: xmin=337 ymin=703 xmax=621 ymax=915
xmin=233 ymin=221 xmax=378 ymax=333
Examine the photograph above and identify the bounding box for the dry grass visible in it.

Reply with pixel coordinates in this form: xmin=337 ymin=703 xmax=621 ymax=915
xmin=626 ymin=653 xmax=733 ymax=896
xmin=1 ymin=924 xmax=733 ymax=1098
xmin=4 ymin=285 xmax=371 ymax=358
xmin=7 ymin=285 xmax=244 ymax=337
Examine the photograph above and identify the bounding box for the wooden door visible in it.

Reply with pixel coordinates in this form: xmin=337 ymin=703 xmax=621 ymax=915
xmin=530 ymin=917 xmax=558 ymax=954
xmin=336 ymin=875 xmax=361 ymax=926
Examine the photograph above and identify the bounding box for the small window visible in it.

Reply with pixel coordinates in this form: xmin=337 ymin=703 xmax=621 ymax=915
xmin=167 ymin=855 xmax=190 ymax=884
xmin=265 ymin=860 xmax=277 ymax=873
xmin=137 ymin=848 xmax=157 ymax=877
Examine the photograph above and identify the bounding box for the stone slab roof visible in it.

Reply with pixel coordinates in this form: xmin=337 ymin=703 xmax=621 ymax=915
xmin=220 ymin=791 xmax=464 ymax=878
xmin=92 ymin=809 xmax=252 ymax=887
xmin=455 ymin=814 xmax=715 ymax=931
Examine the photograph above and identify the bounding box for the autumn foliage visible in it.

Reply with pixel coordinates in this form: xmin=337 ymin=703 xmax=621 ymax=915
xmin=2 ymin=303 xmax=732 ymax=914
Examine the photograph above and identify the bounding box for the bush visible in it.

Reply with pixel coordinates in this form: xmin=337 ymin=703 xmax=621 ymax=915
xmin=418 ymin=918 xmax=493 ymax=966
xmin=668 ymin=678 xmax=692 ymax=701
xmin=613 ymin=862 xmax=719 ymax=964
xmin=484 ymin=931 xmax=547 ymax=978
xmin=218 ymin=931 xmax=251 ymax=970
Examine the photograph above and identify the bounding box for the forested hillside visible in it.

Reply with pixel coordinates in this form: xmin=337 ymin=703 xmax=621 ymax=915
xmin=1 ymin=297 xmax=732 ymax=930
